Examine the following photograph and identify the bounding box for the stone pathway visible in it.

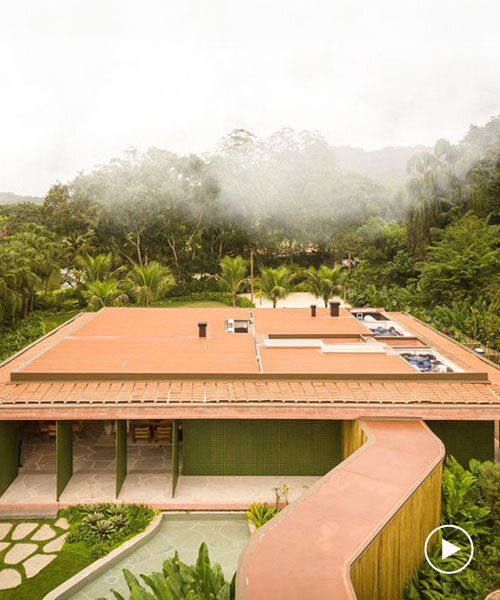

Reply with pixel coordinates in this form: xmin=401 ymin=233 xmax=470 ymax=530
xmin=0 ymin=517 xmax=69 ymax=590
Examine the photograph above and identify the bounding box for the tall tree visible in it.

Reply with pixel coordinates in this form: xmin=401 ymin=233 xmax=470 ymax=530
xmin=126 ymin=261 xmax=174 ymax=306
xmin=302 ymin=265 xmax=346 ymax=307
xmin=255 ymin=266 xmax=293 ymax=308
xmin=218 ymin=255 xmax=248 ymax=307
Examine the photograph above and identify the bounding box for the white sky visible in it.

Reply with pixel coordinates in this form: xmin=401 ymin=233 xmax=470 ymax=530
xmin=1 ymin=0 xmax=499 ymax=195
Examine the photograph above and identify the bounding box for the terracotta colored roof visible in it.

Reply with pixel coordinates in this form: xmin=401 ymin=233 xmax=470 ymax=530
xmin=253 ymin=307 xmax=370 ymax=335
xmin=389 ymin=312 xmax=500 ymax=385
xmin=1 ymin=379 xmax=498 ymax=407
xmin=258 ymin=346 xmax=415 ymax=374
xmin=14 ymin=307 xmax=259 ymax=376
xmin=0 ymin=313 xmax=94 ymax=385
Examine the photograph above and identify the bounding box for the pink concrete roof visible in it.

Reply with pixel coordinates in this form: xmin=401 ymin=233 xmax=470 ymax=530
xmin=0 ymin=308 xmax=499 ymax=419
xmin=258 ymin=346 xmax=415 ymax=374
xmin=253 ymin=307 xmax=371 ymax=335
xmin=236 ymin=420 xmax=445 ymax=600
xmin=16 ymin=307 xmax=259 ymax=375
xmin=389 ymin=312 xmax=500 ymax=385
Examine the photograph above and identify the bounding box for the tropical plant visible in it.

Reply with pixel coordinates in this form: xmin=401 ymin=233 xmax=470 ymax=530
xmin=83 ymin=280 xmax=128 ymax=310
xmin=402 ymin=458 xmax=500 ymax=599
xmin=126 ymin=261 xmax=174 ymax=306
xmin=255 ymin=266 xmax=293 ymax=308
xmin=302 ymin=264 xmax=346 ymax=307
xmin=77 ymin=253 xmax=122 ymax=284
xmin=102 ymin=542 xmax=236 ymax=600
xmin=64 ymin=503 xmax=156 ymax=559
xmin=90 ymin=519 xmax=116 ymax=538
xmin=246 ymin=502 xmax=279 ymax=529
xmin=217 ymin=255 xmax=248 ymax=307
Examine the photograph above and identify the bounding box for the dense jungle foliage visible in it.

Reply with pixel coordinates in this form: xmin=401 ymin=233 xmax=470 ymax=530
xmin=0 ymin=118 xmax=499 ymax=352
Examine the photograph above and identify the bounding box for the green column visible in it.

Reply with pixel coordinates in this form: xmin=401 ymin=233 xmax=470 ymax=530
xmin=56 ymin=421 xmax=73 ymax=500
xmin=0 ymin=421 xmax=19 ymax=497
xmin=172 ymin=420 xmax=180 ymax=497
xmin=115 ymin=420 xmax=127 ymax=498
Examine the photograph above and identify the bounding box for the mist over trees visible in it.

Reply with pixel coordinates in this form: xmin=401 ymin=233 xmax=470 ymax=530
xmin=1 ymin=117 xmax=499 ymax=351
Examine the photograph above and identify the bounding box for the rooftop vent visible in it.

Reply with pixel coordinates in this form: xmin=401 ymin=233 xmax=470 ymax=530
xmin=225 ymin=319 xmax=250 ymax=333
xmin=329 ymin=301 xmax=340 ymax=317
xmin=310 ymin=305 xmax=316 ymax=317
xmin=198 ymin=322 xmax=207 ymax=338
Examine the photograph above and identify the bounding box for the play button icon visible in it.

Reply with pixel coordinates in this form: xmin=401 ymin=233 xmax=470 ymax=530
xmin=425 ymin=525 xmax=474 ymax=574
xmin=441 ymin=538 xmax=461 ymax=560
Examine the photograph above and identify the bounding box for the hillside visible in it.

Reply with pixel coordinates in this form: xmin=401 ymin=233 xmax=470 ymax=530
xmin=334 ymin=145 xmax=432 ymax=186
xmin=0 ymin=192 xmax=43 ymax=205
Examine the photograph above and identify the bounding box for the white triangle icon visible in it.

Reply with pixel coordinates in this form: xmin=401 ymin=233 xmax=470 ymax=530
xmin=442 ymin=539 xmax=461 ymax=560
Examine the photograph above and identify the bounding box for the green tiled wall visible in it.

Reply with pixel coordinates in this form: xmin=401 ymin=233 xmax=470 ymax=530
xmin=0 ymin=421 xmax=19 ymax=496
xmin=56 ymin=420 xmax=73 ymax=500
xmin=182 ymin=419 xmax=342 ymax=476
xmin=426 ymin=420 xmax=495 ymax=466
xmin=115 ymin=420 xmax=127 ymax=498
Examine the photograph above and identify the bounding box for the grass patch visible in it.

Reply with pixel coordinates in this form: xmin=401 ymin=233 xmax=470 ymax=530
xmin=42 ymin=311 xmax=78 ymax=332
xmin=0 ymin=504 xmax=156 ymax=600
xmin=151 ymin=300 xmax=227 ymax=308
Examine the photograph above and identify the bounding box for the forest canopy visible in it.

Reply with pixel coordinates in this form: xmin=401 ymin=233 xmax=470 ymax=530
xmin=1 ymin=117 xmax=499 ymax=351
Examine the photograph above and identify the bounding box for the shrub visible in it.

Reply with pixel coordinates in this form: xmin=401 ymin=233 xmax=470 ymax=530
xmin=402 ymin=458 xmax=500 ymax=599
xmin=0 ymin=313 xmax=45 ymax=361
xmin=246 ymin=502 xmax=279 ymax=529
xmin=100 ymin=542 xmax=235 ymax=600
xmin=62 ymin=503 xmax=156 ymax=559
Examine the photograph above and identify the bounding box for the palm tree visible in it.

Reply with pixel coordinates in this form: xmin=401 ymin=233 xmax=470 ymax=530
xmin=77 ymin=253 xmax=121 ymax=284
xmin=255 ymin=266 xmax=293 ymax=308
xmin=83 ymin=280 xmax=128 ymax=311
xmin=126 ymin=261 xmax=174 ymax=306
xmin=302 ymin=265 xmax=347 ymax=307
xmin=218 ymin=255 xmax=248 ymax=307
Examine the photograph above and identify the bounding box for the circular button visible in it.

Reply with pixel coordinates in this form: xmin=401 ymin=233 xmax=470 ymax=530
xmin=424 ymin=525 xmax=474 ymax=574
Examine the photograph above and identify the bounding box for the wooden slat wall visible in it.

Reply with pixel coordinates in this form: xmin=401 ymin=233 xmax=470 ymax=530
xmin=350 ymin=463 xmax=442 ymax=600
xmin=342 ymin=420 xmax=368 ymax=459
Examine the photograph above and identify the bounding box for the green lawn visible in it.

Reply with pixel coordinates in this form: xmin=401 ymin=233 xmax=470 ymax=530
xmin=42 ymin=312 xmax=78 ymax=333
xmin=151 ymin=300 xmax=228 ymax=308
xmin=0 ymin=505 xmax=156 ymax=600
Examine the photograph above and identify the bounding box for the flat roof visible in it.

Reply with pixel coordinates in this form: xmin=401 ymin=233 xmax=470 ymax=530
xmin=17 ymin=307 xmax=259 ymax=375
xmin=1 ymin=306 xmax=499 ymax=419
xmin=253 ymin=307 xmax=370 ymax=336
xmin=258 ymin=346 xmax=415 ymax=374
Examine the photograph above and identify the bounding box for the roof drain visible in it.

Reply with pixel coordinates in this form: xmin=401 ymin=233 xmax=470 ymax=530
xmin=198 ymin=322 xmax=207 ymax=338
xmin=310 ymin=305 xmax=316 ymax=317
xmin=329 ymin=301 xmax=340 ymax=317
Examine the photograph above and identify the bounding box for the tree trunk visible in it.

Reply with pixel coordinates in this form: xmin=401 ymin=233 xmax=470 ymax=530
xmin=232 ymin=290 xmax=237 ymax=308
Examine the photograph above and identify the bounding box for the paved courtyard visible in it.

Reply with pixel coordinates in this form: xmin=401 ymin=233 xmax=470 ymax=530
xmin=1 ymin=421 xmax=320 ymax=508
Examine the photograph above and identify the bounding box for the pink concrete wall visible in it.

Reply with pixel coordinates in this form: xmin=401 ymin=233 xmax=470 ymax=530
xmin=236 ymin=419 xmax=444 ymax=600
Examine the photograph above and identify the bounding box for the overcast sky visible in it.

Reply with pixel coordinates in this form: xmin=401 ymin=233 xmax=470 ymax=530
xmin=1 ymin=0 xmax=499 ymax=196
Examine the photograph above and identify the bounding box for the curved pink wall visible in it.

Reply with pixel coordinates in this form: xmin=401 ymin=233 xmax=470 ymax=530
xmin=236 ymin=420 xmax=444 ymax=600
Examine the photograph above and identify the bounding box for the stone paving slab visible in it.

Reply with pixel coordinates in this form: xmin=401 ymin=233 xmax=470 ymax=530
xmin=32 ymin=524 xmax=56 ymax=541
xmin=23 ymin=553 xmax=57 ymax=578
xmin=0 ymin=523 xmax=12 ymax=539
xmin=0 ymin=568 xmax=22 ymax=590
xmin=4 ymin=542 xmax=38 ymax=564
xmin=55 ymin=517 xmax=69 ymax=530
xmin=0 ymin=541 xmax=9 ymax=552
xmin=11 ymin=523 xmax=38 ymax=540
xmin=44 ymin=533 xmax=67 ymax=553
